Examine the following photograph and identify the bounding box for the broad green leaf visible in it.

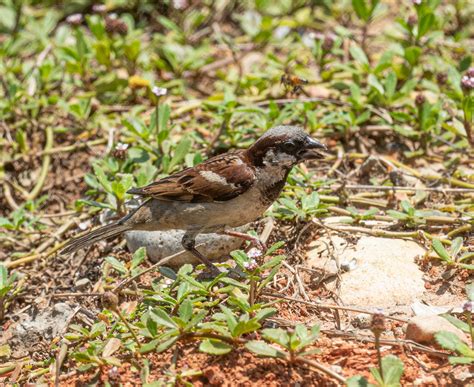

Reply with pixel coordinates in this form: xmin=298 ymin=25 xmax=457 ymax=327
xmin=384 ymin=71 xmax=397 ymax=100
xmin=350 ymin=45 xmax=369 ymax=66
xmin=404 ymin=46 xmax=421 ymax=66
xmin=418 ymin=12 xmax=435 ymax=38
xmin=169 ymin=137 xmax=192 ymax=171
xmin=261 ymin=328 xmax=290 ymax=348
xmin=199 ymin=339 xmax=233 ymax=355
xmin=441 ymin=314 xmax=470 ymax=333
xmin=448 ymin=356 xmax=474 ymax=365
xmin=245 ymin=341 xmax=286 ymax=358
xmin=435 ymin=331 xmax=462 ymax=351
xmin=131 ymin=247 xmax=147 ymax=270
xmin=381 ymin=355 xmax=404 ymax=386
xmin=150 ymin=308 xmax=178 ymax=329
xmin=346 ymin=375 xmax=369 ymax=387
xmin=139 ymin=339 xmax=159 ymax=353
xmin=156 ymin=336 xmax=179 ymax=353
xmin=352 ymin=0 xmax=369 ymax=21
xmin=368 ymin=74 xmax=384 ymax=95
xmin=105 ymin=256 xmax=128 ymax=275
xmin=450 ymin=237 xmax=463 ymax=259
xmin=232 ymin=319 xmax=261 ymax=338
xmin=0 ymin=265 xmax=8 ymax=290
xmin=432 ymin=239 xmax=451 ymax=262
xmin=178 ymin=299 xmax=193 ymax=323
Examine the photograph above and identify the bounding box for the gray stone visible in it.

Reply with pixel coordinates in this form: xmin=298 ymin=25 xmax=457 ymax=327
xmin=74 ymin=278 xmax=90 ymax=290
xmin=406 ymin=315 xmax=469 ymax=345
xmin=125 ymin=225 xmax=250 ymax=267
xmin=14 ymin=303 xmax=74 ymax=340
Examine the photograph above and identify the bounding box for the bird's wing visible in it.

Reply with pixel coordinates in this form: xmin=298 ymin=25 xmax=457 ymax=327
xmin=127 ymin=150 xmax=256 ymax=202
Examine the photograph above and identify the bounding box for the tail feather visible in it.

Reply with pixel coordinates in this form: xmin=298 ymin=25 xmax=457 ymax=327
xmin=61 ymin=222 xmax=131 ymax=254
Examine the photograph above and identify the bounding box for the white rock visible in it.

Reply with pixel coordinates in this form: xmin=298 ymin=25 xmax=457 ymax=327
xmin=406 ymin=315 xmax=469 ymax=345
xmin=307 ymin=236 xmax=426 ymax=308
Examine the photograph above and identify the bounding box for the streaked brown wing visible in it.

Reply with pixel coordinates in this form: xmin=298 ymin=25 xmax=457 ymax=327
xmin=127 ymin=150 xmax=256 ymax=202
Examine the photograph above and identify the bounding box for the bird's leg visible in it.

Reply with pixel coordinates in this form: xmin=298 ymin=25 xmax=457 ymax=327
xmin=181 ymin=232 xmax=221 ymax=275
xmin=222 ymin=230 xmax=267 ymax=252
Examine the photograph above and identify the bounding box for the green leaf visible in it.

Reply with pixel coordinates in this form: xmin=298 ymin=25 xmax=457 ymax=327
xmin=404 ymin=46 xmax=421 ymax=66
xmin=384 ymin=71 xmax=397 ymax=100
xmin=386 ymin=210 xmax=408 ymax=220
xmin=199 ymin=339 xmax=233 ymax=355
xmin=156 ymin=336 xmax=179 ymax=353
xmin=350 ymin=45 xmax=369 ymax=66
xmin=432 ymin=239 xmax=452 ymax=262
xmin=261 ymin=328 xmax=290 ymax=348
xmin=245 ymin=341 xmax=286 ymax=358
xmin=346 ymin=375 xmax=369 ymax=387
xmin=232 ymin=319 xmax=261 ymax=338
xmin=448 ymin=356 xmax=474 ymax=365
xmin=230 ymin=250 xmax=249 ymax=270
xmin=0 ymin=265 xmax=8 ymax=290
xmin=442 ymin=314 xmax=470 ymax=333
xmin=159 ymin=266 xmax=177 ymax=280
xmin=435 ymin=331 xmax=462 ymax=351
xmin=178 ymin=299 xmax=193 ymax=323
xmin=352 ymin=0 xmax=369 ymax=21
xmin=381 ymin=355 xmax=404 ymax=386
xmin=169 ymin=137 xmax=192 ymax=171
xmin=368 ymin=74 xmax=384 ymax=95
xmin=220 ymin=305 xmax=238 ymax=333
xmin=417 ymin=12 xmax=435 ymax=38
xmin=139 ymin=339 xmax=159 ymax=353
xmin=105 ymin=256 xmax=128 ymax=275
xmin=93 ymin=163 xmax=112 ymax=193
xmin=449 ymin=237 xmax=463 ymax=259
xmin=131 ymin=247 xmax=147 ymax=270
xmin=150 ymin=308 xmax=178 ymax=329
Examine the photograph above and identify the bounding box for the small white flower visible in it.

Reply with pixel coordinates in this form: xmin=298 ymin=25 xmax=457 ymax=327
xmin=66 ymin=13 xmax=83 ymax=25
xmin=412 ymin=0 xmax=422 ymax=5
xmin=152 ymin=86 xmax=168 ymax=97
xmin=247 ymin=248 xmax=262 ymax=259
xmin=115 ymin=142 xmax=129 ymax=151
xmin=273 ymin=26 xmax=290 ymax=40
xmin=243 ymin=259 xmax=258 ymax=271
xmin=172 ymin=0 xmax=188 ymax=10
xmin=92 ymin=4 xmax=107 ymax=13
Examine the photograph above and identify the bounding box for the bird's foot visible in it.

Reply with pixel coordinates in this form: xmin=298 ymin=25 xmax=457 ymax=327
xmin=223 ymin=230 xmax=267 ymax=254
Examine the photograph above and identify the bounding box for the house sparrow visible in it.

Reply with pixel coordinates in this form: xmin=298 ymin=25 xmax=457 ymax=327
xmin=62 ymin=125 xmax=327 ymax=273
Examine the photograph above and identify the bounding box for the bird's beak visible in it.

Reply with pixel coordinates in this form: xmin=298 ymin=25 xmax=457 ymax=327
xmin=298 ymin=136 xmax=328 ymax=160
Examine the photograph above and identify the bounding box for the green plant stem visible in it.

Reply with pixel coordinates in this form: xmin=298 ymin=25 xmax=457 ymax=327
xmin=375 ymin=333 xmax=383 ymax=382
xmin=114 ymin=307 xmax=142 ymax=349
xmin=328 ymin=206 xmax=461 ymax=224
xmin=25 ymin=126 xmax=53 ymax=200
xmin=466 ymin=312 xmax=474 ymax=350
xmin=448 ymin=224 xmax=473 ymax=238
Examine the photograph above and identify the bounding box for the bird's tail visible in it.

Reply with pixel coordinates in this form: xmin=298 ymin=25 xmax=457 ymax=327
xmin=61 ymin=222 xmax=132 ymax=254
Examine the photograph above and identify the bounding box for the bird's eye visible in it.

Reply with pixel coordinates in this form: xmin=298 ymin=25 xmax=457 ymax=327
xmin=281 ymin=141 xmax=298 ymax=153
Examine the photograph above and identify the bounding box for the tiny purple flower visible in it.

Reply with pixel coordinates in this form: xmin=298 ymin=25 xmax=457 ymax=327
xmin=463 ymin=301 xmax=473 ymax=313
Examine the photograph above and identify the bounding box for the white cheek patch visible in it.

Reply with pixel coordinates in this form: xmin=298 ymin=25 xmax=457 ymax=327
xmin=199 ymin=170 xmax=232 ymax=186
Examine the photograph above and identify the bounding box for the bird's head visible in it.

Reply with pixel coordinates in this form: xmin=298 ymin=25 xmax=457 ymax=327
xmin=247 ymin=125 xmax=327 ymax=167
